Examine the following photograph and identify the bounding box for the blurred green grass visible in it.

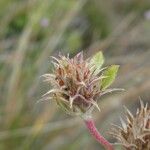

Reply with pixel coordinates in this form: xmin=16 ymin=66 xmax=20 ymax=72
xmin=0 ymin=0 xmax=150 ymax=150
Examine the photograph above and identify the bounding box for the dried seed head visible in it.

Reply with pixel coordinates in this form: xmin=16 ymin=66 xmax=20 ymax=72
xmin=42 ymin=51 xmax=119 ymax=116
xmin=111 ymin=101 xmax=150 ymax=150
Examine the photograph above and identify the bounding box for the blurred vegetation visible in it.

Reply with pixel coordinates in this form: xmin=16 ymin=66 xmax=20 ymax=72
xmin=0 ymin=0 xmax=150 ymax=150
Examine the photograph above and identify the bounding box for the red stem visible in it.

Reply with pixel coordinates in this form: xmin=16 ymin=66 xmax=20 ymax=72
xmin=84 ymin=119 xmax=114 ymax=150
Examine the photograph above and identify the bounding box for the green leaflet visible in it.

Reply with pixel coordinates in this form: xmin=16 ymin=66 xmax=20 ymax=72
xmin=101 ymin=65 xmax=119 ymax=90
xmin=90 ymin=51 xmax=104 ymax=75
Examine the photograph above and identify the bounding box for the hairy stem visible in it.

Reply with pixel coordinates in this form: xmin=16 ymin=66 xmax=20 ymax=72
xmin=84 ymin=118 xmax=114 ymax=150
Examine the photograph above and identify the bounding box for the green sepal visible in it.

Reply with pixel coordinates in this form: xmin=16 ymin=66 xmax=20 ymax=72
xmin=101 ymin=65 xmax=119 ymax=90
xmin=89 ymin=51 xmax=104 ymax=75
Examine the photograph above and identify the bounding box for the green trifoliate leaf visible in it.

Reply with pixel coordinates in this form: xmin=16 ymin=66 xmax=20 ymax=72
xmin=101 ymin=65 xmax=119 ymax=90
xmin=90 ymin=51 xmax=104 ymax=75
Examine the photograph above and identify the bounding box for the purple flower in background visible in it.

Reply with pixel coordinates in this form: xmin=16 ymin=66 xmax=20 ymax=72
xmin=40 ymin=18 xmax=49 ymax=28
xmin=144 ymin=10 xmax=150 ymax=20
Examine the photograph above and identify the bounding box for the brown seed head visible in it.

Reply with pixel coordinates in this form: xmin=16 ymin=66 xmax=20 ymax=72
xmin=42 ymin=52 xmax=119 ymax=116
xmin=111 ymin=101 xmax=150 ymax=150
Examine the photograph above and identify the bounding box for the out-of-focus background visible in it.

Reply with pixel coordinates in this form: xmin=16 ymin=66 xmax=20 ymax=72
xmin=0 ymin=0 xmax=150 ymax=150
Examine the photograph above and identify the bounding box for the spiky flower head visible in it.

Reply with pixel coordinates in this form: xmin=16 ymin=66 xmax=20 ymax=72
xmin=42 ymin=51 xmax=119 ymax=116
xmin=111 ymin=101 xmax=150 ymax=150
